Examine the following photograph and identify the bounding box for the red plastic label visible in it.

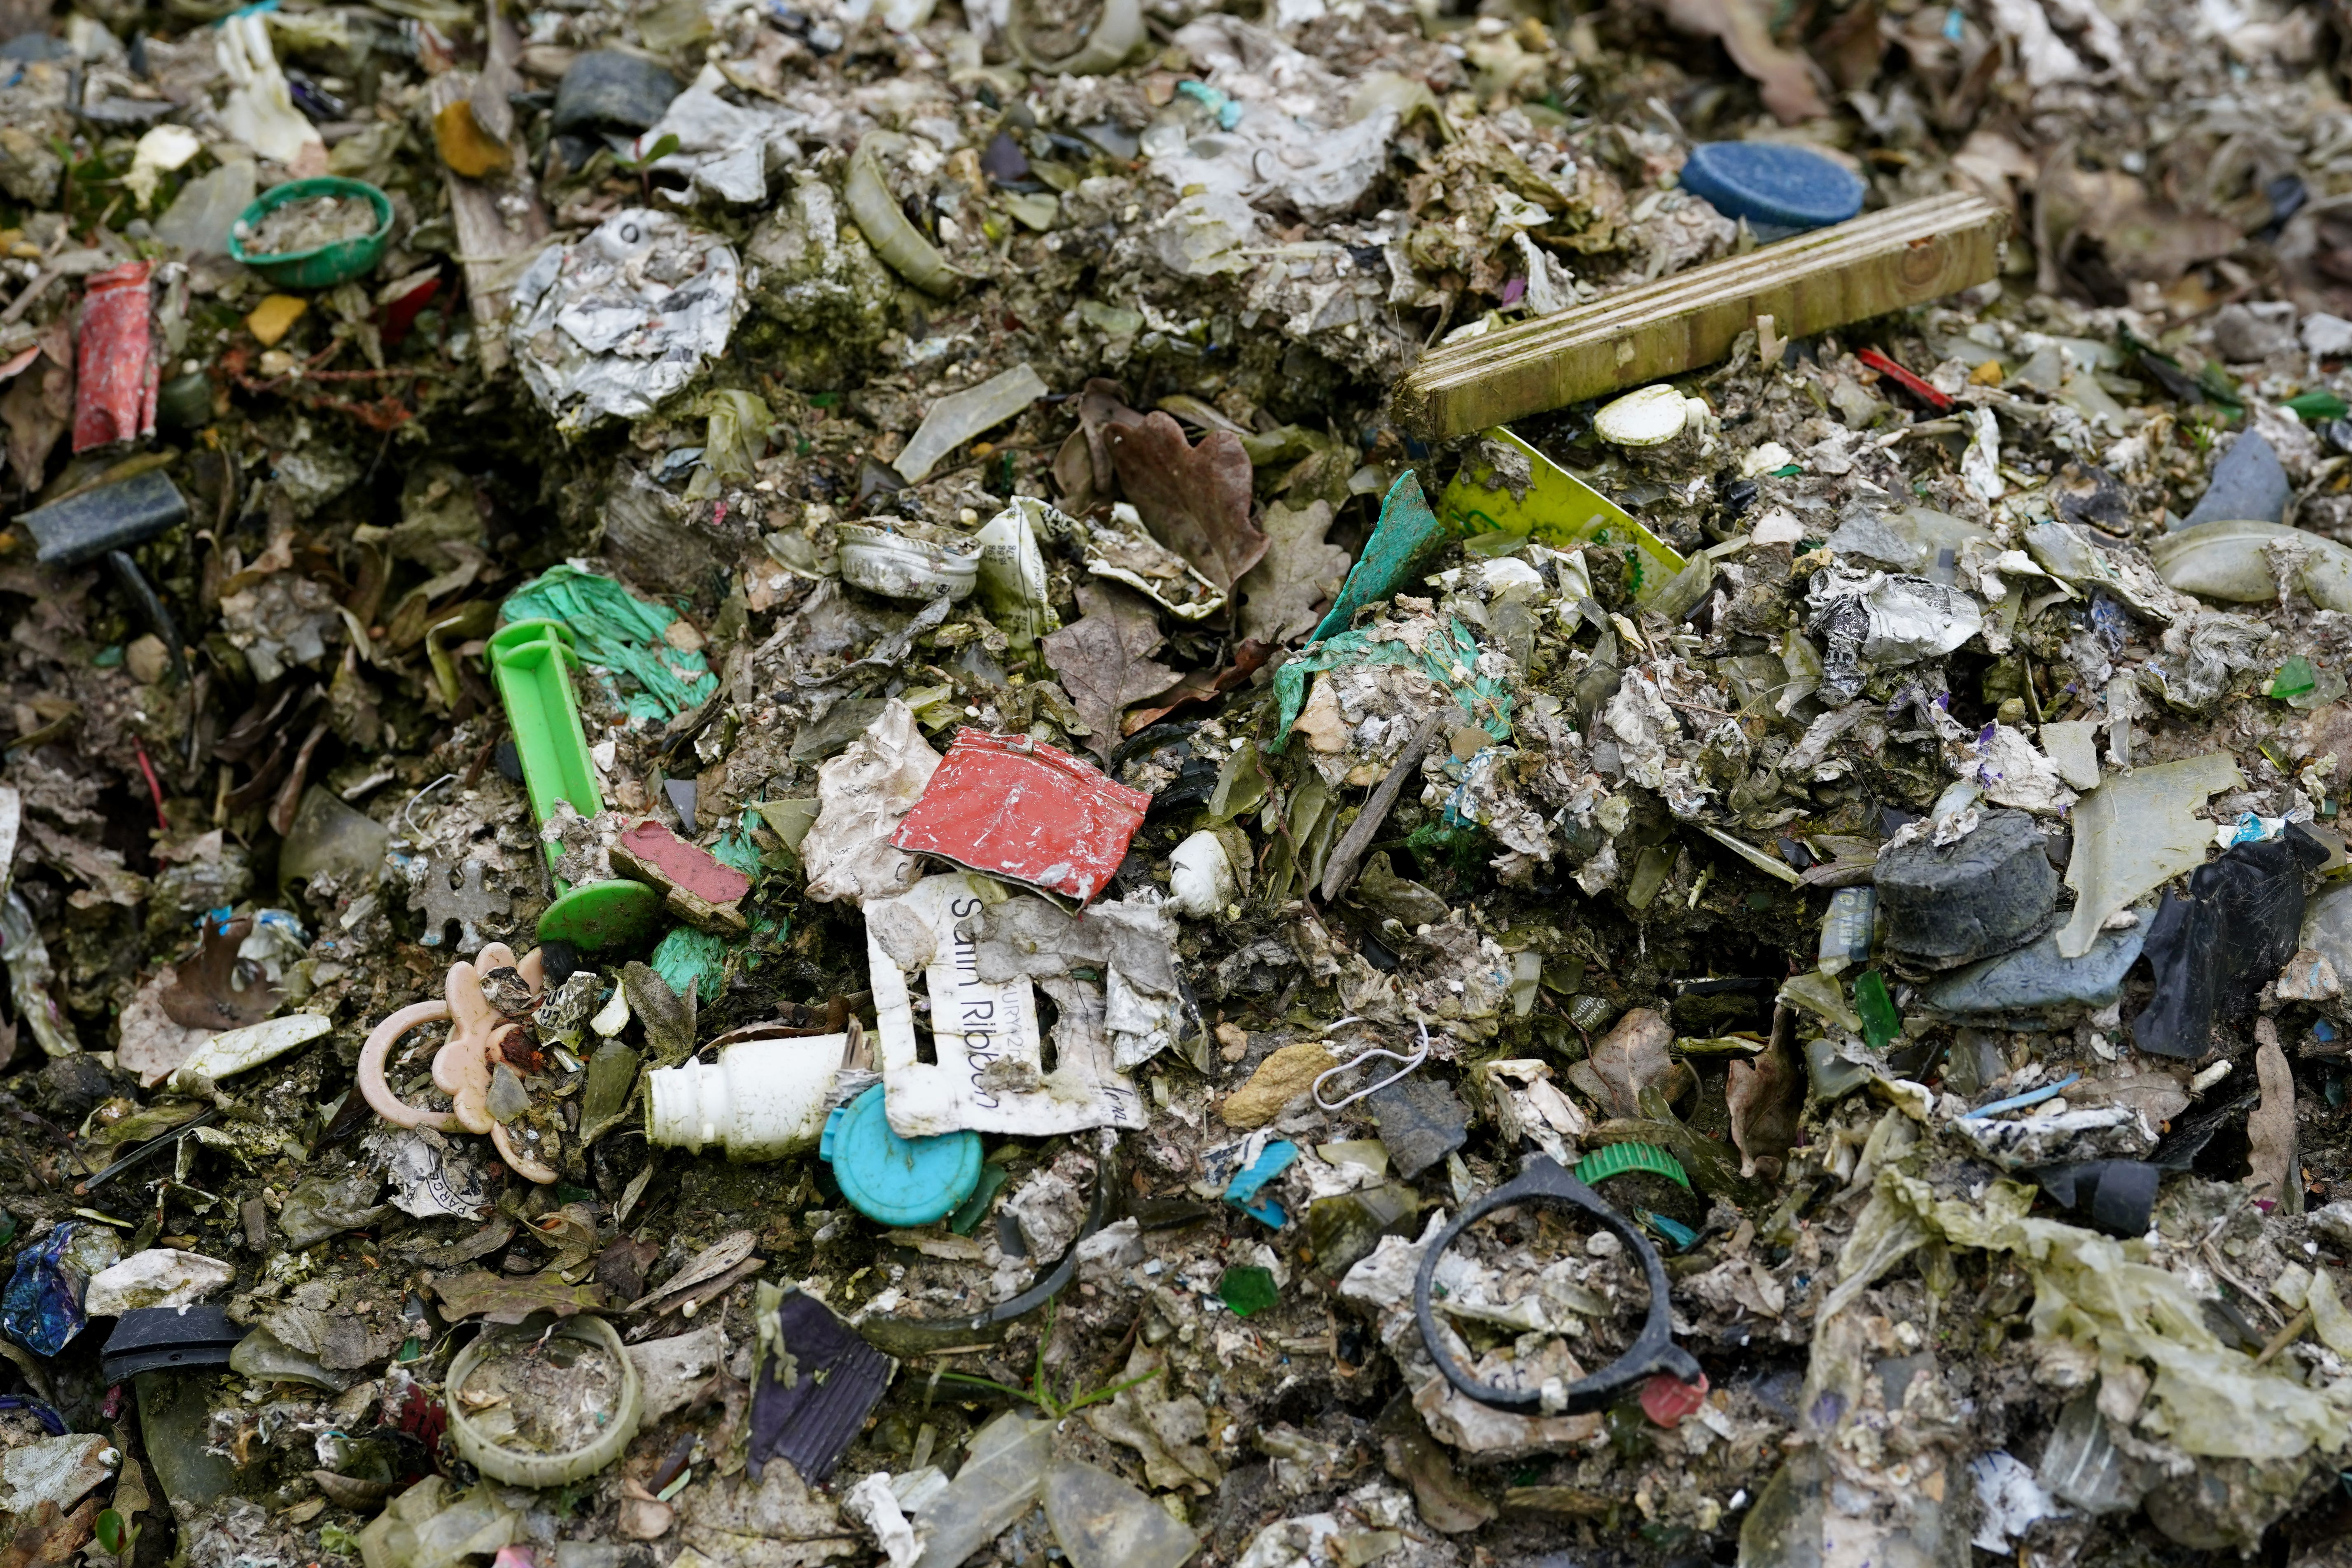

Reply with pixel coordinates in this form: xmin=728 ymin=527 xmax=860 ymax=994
xmin=616 ymin=818 xmax=752 ymax=905
xmin=73 ymin=261 xmax=155 ymax=453
xmin=890 ymin=729 xmax=1150 ymax=906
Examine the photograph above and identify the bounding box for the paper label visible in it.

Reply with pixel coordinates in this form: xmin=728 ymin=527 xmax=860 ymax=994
xmin=869 ymin=874 xmax=1146 ymax=1136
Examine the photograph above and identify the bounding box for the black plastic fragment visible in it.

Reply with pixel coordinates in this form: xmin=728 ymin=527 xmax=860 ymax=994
xmin=106 ymin=550 xmax=189 ymax=688
xmin=2149 ymin=1081 xmax=2261 ymax=1169
xmin=747 ymin=1290 xmax=893 ymax=1484
xmin=2132 ymin=826 xmax=2328 ymax=1057
xmin=1370 ymin=1074 xmax=1469 ymax=1180
xmin=551 ymin=50 xmax=681 ymax=134
xmin=19 ymin=470 xmax=189 ymax=566
xmin=101 ymin=1305 xmax=244 ymax=1382
xmin=1414 ymin=1157 xmax=1701 ymax=1414
xmin=2030 ymin=1159 xmax=2158 ymax=1237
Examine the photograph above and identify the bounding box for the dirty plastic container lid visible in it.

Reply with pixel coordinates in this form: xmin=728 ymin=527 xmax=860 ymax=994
xmin=444 ymin=1314 xmax=642 ymax=1488
xmin=821 ymin=1085 xmax=983 ymax=1227
xmin=1678 ymin=142 xmax=1865 ymax=235
xmin=226 ymin=176 xmax=395 ymax=290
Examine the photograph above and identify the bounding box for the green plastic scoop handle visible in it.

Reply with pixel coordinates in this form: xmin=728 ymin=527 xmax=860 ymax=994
xmin=486 ymin=618 xmax=663 ymax=953
xmin=488 ymin=619 xmax=603 ymax=870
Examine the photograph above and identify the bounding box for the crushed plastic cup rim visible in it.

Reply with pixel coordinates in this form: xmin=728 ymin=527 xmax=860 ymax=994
xmin=836 ymin=523 xmax=980 ymax=601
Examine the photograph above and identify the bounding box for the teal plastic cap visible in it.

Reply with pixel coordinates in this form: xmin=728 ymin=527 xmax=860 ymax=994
xmin=820 ymin=1085 xmax=983 ymax=1227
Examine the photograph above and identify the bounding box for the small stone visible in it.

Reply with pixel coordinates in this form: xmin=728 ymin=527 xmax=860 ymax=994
xmin=479 ymin=966 xmax=536 ymax=1017
xmin=2277 ymin=947 xmax=2342 ymax=1003
xmin=125 ymin=634 xmax=168 ymax=684
xmin=84 ymin=1248 xmax=233 ymax=1315
xmin=1369 ymin=1074 xmax=1470 ymax=1180
xmin=552 ymin=50 xmax=683 ymax=136
xmin=2304 ymin=313 xmax=2352 ymax=357
xmin=486 ymin=1063 xmax=530 ymax=1124
xmin=1920 ymin=926 xmax=2146 ymax=1017
xmin=2212 ymin=301 xmax=2297 ymax=363
xmin=1219 ymin=1041 xmax=1337 ymax=1129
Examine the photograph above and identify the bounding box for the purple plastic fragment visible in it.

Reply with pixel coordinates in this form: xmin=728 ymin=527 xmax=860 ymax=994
xmin=2 ymin=1224 xmax=89 ymax=1358
xmin=747 ymin=1290 xmax=893 ymax=1484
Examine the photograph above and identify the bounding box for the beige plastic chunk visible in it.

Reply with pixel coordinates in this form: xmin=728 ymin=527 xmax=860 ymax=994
xmin=2150 ymin=520 xmax=2352 ymax=609
xmin=2038 ymin=720 xmax=2103 ymax=792
xmin=894 ymin=364 xmax=1048 ymax=485
xmin=2056 ymin=754 xmax=2243 ymax=958
xmin=169 ymin=1012 xmax=332 ymax=1090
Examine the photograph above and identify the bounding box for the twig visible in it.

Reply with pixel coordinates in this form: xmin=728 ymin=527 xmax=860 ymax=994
xmin=1318 ymin=709 xmax=1448 ymax=904
xmin=2256 ymin=1307 xmax=2312 ymax=1365
xmin=0 ymin=268 xmax=59 ymax=326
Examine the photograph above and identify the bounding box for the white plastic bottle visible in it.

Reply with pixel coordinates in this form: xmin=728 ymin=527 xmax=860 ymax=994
xmin=646 ymin=1036 xmax=844 ymax=1162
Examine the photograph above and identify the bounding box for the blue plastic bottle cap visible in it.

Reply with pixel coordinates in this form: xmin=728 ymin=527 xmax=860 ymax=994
xmin=819 ymin=1085 xmax=983 ymax=1228
xmin=1679 ymin=142 xmax=1866 ymax=236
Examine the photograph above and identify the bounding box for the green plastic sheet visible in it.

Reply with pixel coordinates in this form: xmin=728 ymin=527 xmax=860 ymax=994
xmin=1271 ymin=616 xmax=1513 ymax=752
xmin=501 ymin=566 xmax=717 ymax=722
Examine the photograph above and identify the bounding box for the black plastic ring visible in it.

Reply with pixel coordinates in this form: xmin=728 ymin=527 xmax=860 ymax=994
xmin=1413 ymin=1155 xmax=1701 ymax=1414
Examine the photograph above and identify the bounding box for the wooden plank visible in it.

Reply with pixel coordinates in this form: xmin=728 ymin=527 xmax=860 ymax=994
xmin=426 ymin=65 xmax=550 ymax=376
xmin=1391 ymin=192 xmax=2009 ymax=441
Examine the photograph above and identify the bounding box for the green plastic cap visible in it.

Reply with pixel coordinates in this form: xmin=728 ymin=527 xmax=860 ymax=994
xmin=820 ymin=1085 xmax=982 ymax=1227
xmin=538 ymin=880 xmax=665 ymax=954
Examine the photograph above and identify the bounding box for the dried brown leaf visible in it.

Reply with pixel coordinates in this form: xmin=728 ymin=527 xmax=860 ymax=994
xmin=1652 ymin=0 xmax=1827 ymax=122
xmin=1052 ymin=377 xmax=1139 ymax=512
xmin=1566 ymin=1007 xmax=1674 ymax=1120
xmin=160 ymin=915 xmax=280 ymax=1031
xmin=2247 ymin=1031 xmax=2300 ymax=1214
xmin=1120 ymin=639 xmax=1274 ymax=736
xmin=1041 ymin=582 xmax=1183 ymax=757
xmin=0 ymin=1498 xmax=95 ymax=1568
xmin=1105 ymin=411 xmax=1269 ymax=593
xmin=1235 ymin=499 xmax=1351 ymax=646
xmin=1726 ymin=1029 xmax=1802 ymax=1179
xmin=431 ymin=1268 xmax=614 ymax=1324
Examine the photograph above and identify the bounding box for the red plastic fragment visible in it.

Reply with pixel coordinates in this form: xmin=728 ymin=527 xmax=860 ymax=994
xmin=1855 ymin=347 xmax=1952 ymax=415
xmin=74 ymin=261 xmax=156 ymax=453
xmin=380 ymin=271 xmax=441 ymax=347
xmin=891 ymin=729 xmax=1151 ymax=906
xmin=1640 ymin=1369 xmax=1709 ymax=1428
xmin=615 ymin=817 xmax=752 ymax=905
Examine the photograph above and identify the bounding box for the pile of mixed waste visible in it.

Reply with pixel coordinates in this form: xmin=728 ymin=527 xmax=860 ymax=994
xmin=0 ymin=0 xmax=2349 ymax=1559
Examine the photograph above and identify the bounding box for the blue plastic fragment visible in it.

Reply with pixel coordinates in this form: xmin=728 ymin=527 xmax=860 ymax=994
xmin=1310 ymin=471 xmax=1452 ymax=644
xmin=1176 ymin=80 xmax=1242 ymax=131
xmin=1678 ymin=143 xmax=1866 ymax=236
xmin=2 ymin=1224 xmax=89 ymax=1358
xmin=1959 ymin=1072 xmax=2083 ymax=1121
xmin=1637 ymin=1209 xmax=1702 ymax=1250
xmin=1223 ymin=1140 xmax=1300 ymax=1227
